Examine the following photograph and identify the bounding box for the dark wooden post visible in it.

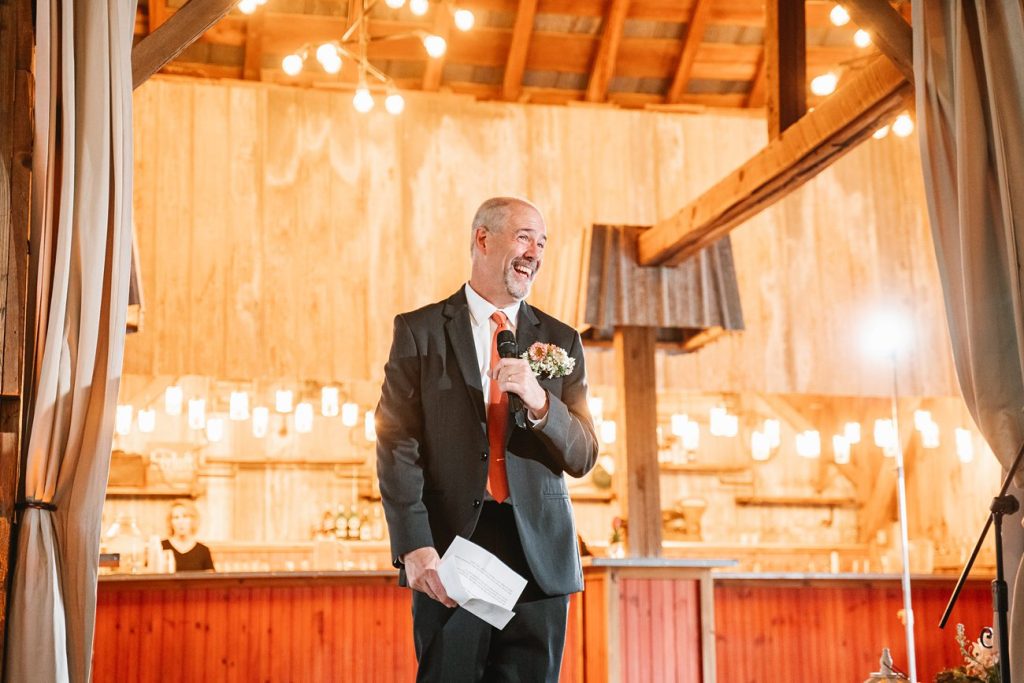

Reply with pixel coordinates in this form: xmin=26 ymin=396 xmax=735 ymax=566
xmin=765 ymin=0 xmax=807 ymax=140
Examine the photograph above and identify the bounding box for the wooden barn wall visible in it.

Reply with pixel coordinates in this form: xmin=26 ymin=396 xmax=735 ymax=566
xmin=127 ymin=76 xmax=955 ymax=398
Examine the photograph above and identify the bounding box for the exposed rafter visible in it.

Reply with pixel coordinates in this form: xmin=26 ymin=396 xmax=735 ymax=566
xmin=242 ymin=10 xmax=265 ymax=81
xmin=746 ymin=48 xmax=766 ymax=108
xmin=132 ymin=0 xmax=236 ymax=89
xmin=421 ymin=3 xmax=452 ymax=91
xmin=502 ymin=0 xmax=539 ymax=101
xmin=843 ymin=0 xmax=914 ymax=83
xmin=637 ymin=55 xmax=910 ymax=267
xmin=665 ymin=0 xmax=712 ymax=104
xmin=765 ymin=0 xmax=806 ymax=139
xmin=584 ymin=0 xmax=630 ymax=103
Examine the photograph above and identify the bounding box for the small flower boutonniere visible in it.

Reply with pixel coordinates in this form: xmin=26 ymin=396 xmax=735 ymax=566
xmin=522 ymin=342 xmax=576 ymax=379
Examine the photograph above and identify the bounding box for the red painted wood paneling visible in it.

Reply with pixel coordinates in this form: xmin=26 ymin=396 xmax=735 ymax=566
xmin=94 ymin=576 xmax=584 ymax=682
xmin=714 ymin=579 xmax=994 ymax=683
xmin=618 ymin=578 xmax=703 ymax=683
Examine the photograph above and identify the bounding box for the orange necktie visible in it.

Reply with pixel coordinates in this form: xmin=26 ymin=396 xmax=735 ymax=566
xmin=487 ymin=311 xmax=511 ymax=503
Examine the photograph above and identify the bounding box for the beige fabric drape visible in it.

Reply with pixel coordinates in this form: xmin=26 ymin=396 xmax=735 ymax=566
xmin=5 ymin=0 xmax=136 ymax=681
xmin=913 ymin=1 xmax=1024 ymax=676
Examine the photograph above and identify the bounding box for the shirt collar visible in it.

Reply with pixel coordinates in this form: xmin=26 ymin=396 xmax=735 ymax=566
xmin=464 ymin=283 xmax=521 ymax=330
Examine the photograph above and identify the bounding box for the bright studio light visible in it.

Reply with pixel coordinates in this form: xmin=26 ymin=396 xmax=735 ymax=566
xmin=829 ymin=4 xmax=850 ymax=27
xmin=892 ymin=113 xmax=915 ymax=137
xmin=454 ymin=8 xmax=475 ymax=31
xmin=810 ymin=72 xmax=838 ymax=97
xmin=385 ymin=92 xmax=406 ymax=115
xmin=423 ymin=34 xmax=447 ymax=58
xmin=282 ymin=54 xmax=304 ymax=76
xmin=862 ymin=311 xmax=912 ymax=359
xmin=854 ymin=29 xmax=872 ymax=48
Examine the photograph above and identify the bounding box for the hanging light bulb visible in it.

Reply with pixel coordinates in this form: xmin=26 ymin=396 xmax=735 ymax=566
xmin=751 ymin=431 xmax=771 ymax=461
xmin=385 ymin=0 xmax=406 ymax=7
xmin=832 ymin=435 xmax=851 ymax=464
xmin=252 ymin=406 xmax=270 ymax=438
xmin=230 ymin=391 xmax=250 ymax=421
xmin=322 ymin=387 xmax=340 ymax=417
xmin=385 ymin=91 xmax=406 ymax=115
xmin=165 ymin=385 xmax=183 ymax=415
xmin=206 ymin=418 xmax=225 ymax=443
xmin=116 ymin=405 xmax=134 ymax=436
xmin=282 ymin=54 xmax=304 ymax=76
xmin=275 ymin=390 xmax=294 ymax=413
xmin=364 ymin=410 xmax=377 ymax=441
xmin=138 ymin=409 xmax=156 ymax=434
xmin=873 ymin=418 xmax=896 ymax=449
xmin=188 ymin=399 xmax=206 ymax=430
xmin=763 ymin=419 xmax=781 ymax=448
xmin=316 ymin=43 xmax=338 ymax=65
xmin=238 ymin=0 xmax=258 ymax=14
xmin=422 ymin=34 xmax=447 ymax=58
xmin=409 ymin=0 xmax=429 ymax=15
xmin=854 ymin=29 xmax=872 ymax=48
xmin=955 ymin=428 xmax=974 ymax=463
xmin=322 ymin=54 xmax=343 ymax=74
xmin=295 ymin=402 xmax=314 ymax=433
xmin=921 ymin=422 xmax=940 ymax=449
xmin=843 ymin=421 xmax=862 ymax=444
xmin=341 ymin=402 xmax=360 ymax=427
xmin=810 ymin=72 xmax=838 ymax=97
xmin=353 ymin=82 xmax=375 ymax=113
xmin=829 ymin=4 xmax=850 ymax=26
xmin=454 ymin=8 xmax=475 ymax=31
xmin=796 ymin=430 xmax=821 ymax=458
xmin=872 ymin=124 xmax=890 ymax=140
xmin=892 ymin=112 xmax=914 ymax=137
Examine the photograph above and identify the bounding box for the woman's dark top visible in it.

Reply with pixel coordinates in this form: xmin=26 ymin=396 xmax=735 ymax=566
xmin=161 ymin=539 xmax=215 ymax=572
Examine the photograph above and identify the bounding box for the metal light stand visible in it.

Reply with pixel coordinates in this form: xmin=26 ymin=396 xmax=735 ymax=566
xmin=888 ymin=353 xmax=918 ymax=683
xmin=941 ymin=438 xmax=1024 ymax=683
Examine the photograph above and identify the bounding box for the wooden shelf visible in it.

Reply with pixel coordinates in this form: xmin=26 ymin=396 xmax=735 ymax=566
xmin=203 ymin=456 xmax=366 ymax=468
xmin=570 ymin=490 xmax=613 ymax=502
xmin=660 ymin=463 xmax=750 ymax=474
xmin=733 ymin=495 xmax=859 ymax=509
xmin=106 ymin=486 xmax=200 ymax=498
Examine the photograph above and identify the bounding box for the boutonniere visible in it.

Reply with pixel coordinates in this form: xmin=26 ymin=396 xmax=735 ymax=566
xmin=521 ymin=342 xmax=576 ymax=379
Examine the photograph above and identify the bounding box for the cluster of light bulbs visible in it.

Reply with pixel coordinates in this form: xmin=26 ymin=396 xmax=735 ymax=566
xmin=590 ymin=398 xmax=976 ymax=466
xmin=237 ymin=0 xmax=268 ymax=15
xmin=115 ymin=385 xmax=377 ymax=444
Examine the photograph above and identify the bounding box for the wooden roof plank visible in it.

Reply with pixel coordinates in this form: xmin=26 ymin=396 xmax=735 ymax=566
xmin=502 ymin=0 xmax=539 ymax=100
xmin=665 ymin=0 xmax=711 ymax=104
xmin=133 ymin=0 xmax=236 ymax=89
xmin=584 ymin=0 xmax=631 ymax=102
xmin=636 ymin=55 xmax=911 ymax=267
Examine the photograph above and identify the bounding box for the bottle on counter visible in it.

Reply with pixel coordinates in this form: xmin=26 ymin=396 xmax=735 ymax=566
xmin=321 ymin=507 xmax=336 ymax=538
xmin=371 ymin=506 xmax=385 ymax=541
xmin=347 ymin=505 xmax=361 ymax=540
xmin=359 ymin=508 xmax=371 ymax=541
xmin=334 ymin=504 xmax=346 ymax=540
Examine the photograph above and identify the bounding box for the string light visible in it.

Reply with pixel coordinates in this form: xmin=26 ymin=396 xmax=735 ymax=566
xmin=454 ymin=8 xmax=475 ymax=31
xmin=751 ymin=431 xmax=771 ymax=461
xmin=955 ymin=428 xmax=974 ymax=463
xmin=829 ymin=4 xmax=850 ymax=26
xmin=810 ymin=72 xmax=838 ymax=97
xmin=892 ymin=113 xmax=914 ymax=137
xmin=599 ymin=420 xmax=617 ymax=444
xmin=229 ymin=391 xmax=250 ymax=421
xmin=275 ymin=390 xmax=294 ymax=413
xmin=322 ymin=387 xmax=340 ymax=417
xmin=385 ymin=91 xmax=406 ymax=115
xmin=353 ymin=82 xmax=375 ymax=113
xmin=364 ymin=410 xmax=377 ymax=441
xmin=422 ymin=34 xmax=447 ymax=58
xmin=854 ymin=29 xmax=872 ymax=48
xmin=873 ymin=125 xmax=890 ymax=140
xmin=138 ymin=409 xmax=156 ymax=434
xmin=165 ymin=386 xmax=183 ymax=415
xmin=282 ymin=54 xmax=304 ymax=76
xmin=238 ymin=0 xmax=258 ymax=14
xmin=188 ymin=399 xmax=206 ymax=430
xmin=843 ymin=421 xmax=862 ymax=444
xmin=206 ymin=418 xmax=225 ymax=443
xmin=763 ymin=419 xmax=781 ymax=448
xmin=295 ymin=403 xmax=314 ymax=433
xmin=116 ymin=405 xmax=134 ymax=436
xmin=588 ymin=397 xmax=604 ymax=422
xmin=341 ymin=402 xmax=360 ymax=427
xmin=252 ymin=406 xmax=270 ymax=438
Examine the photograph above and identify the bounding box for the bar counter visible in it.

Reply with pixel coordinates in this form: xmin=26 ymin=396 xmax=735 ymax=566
xmin=93 ymin=563 xmax=995 ymax=682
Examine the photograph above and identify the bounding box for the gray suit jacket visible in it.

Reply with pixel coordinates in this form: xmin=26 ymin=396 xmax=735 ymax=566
xmin=375 ymin=288 xmax=599 ymax=596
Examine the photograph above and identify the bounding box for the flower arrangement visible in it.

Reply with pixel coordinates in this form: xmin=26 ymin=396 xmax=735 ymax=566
xmin=610 ymin=516 xmax=624 ymax=544
xmin=934 ymin=624 xmax=999 ymax=683
xmin=521 ymin=342 xmax=575 ymax=379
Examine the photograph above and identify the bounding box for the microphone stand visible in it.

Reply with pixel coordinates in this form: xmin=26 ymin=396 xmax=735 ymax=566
xmin=940 ymin=437 xmax=1024 ymax=683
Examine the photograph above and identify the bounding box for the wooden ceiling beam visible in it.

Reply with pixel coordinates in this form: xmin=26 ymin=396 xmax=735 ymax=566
xmin=637 ymin=54 xmax=910 ymax=267
xmin=422 ymin=4 xmax=452 ymax=91
xmin=242 ymin=10 xmax=265 ymax=81
xmin=584 ymin=0 xmax=631 ymax=102
xmin=132 ymin=0 xmax=236 ymax=89
xmin=746 ymin=47 xmax=766 ymax=108
xmin=843 ymin=0 xmax=914 ymax=83
xmin=502 ymin=0 xmax=539 ymax=101
xmin=665 ymin=0 xmax=711 ymax=104
xmin=765 ymin=0 xmax=806 ymax=140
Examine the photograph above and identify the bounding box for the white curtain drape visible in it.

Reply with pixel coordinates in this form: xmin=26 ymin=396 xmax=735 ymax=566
xmin=4 ymin=0 xmax=136 ymax=680
xmin=913 ymin=1 xmax=1024 ymax=677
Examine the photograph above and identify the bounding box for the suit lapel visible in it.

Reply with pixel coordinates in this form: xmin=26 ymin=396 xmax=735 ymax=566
xmin=443 ymin=289 xmax=487 ymax=431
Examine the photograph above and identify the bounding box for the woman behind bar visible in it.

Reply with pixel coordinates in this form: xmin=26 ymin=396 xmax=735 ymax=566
xmin=161 ymin=498 xmax=215 ymax=572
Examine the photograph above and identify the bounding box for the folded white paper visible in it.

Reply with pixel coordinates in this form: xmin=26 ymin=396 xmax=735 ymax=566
xmin=437 ymin=536 xmax=527 ymax=629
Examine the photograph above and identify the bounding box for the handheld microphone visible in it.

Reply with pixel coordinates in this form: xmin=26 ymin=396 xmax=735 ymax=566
xmin=496 ymin=330 xmax=527 ymax=428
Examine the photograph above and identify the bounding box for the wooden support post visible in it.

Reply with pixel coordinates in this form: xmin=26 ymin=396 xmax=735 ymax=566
xmin=612 ymin=326 xmax=662 ymax=557
xmin=765 ymin=0 xmax=806 ymax=140
xmin=0 ymin=0 xmax=34 ymax=669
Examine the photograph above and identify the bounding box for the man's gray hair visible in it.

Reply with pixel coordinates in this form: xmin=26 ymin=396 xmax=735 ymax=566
xmin=470 ymin=197 xmax=541 ymax=254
